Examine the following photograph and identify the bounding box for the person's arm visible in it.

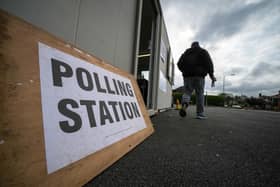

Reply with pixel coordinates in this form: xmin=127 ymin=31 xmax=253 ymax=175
xmin=204 ymin=50 xmax=216 ymax=83
xmin=177 ymin=53 xmax=185 ymax=72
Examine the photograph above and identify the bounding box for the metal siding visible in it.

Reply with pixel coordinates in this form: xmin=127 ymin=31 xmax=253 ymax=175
xmin=114 ymin=0 xmax=138 ymax=73
xmin=76 ymin=0 xmax=137 ymax=73
xmin=76 ymin=0 xmax=118 ymax=67
xmin=0 ymin=0 xmax=78 ymax=43
xmin=0 ymin=0 xmax=137 ymax=74
xmin=157 ymin=17 xmax=173 ymax=109
xmin=151 ymin=5 xmax=161 ymax=110
xmin=157 ymin=82 xmax=172 ymax=109
xmin=159 ymin=21 xmax=169 ymax=76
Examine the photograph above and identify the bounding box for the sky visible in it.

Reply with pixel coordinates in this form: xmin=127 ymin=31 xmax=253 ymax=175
xmin=160 ymin=0 xmax=280 ymax=97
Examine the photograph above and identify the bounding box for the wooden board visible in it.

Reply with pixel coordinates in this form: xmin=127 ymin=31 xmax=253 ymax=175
xmin=0 ymin=9 xmax=154 ymax=186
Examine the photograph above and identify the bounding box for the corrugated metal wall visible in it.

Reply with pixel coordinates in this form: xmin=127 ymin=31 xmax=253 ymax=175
xmin=0 ymin=0 xmax=137 ymax=73
xmin=157 ymin=19 xmax=173 ymax=109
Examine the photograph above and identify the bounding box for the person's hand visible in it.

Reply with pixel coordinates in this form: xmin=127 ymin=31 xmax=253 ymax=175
xmin=210 ymin=75 xmax=217 ymax=82
xmin=210 ymin=75 xmax=216 ymax=87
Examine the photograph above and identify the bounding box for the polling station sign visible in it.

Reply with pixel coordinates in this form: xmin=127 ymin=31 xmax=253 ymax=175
xmin=38 ymin=42 xmax=147 ymax=174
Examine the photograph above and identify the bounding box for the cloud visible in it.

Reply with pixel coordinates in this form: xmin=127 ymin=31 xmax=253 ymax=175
xmin=160 ymin=0 xmax=280 ymax=96
xmin=194 ymin=0 xmax=277 ymax=43
xmin=250 ymin=62 xmax=280 ymax=77
xmin=227 ymin=66 xmax=248 ymax=75
xmin=225 ymin=62 xmax=280 ymax=96
xmin=229 ymin=80 xmax=280 ymax=96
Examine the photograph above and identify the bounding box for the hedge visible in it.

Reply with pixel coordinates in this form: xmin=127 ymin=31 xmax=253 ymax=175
xmin=172 ymin=92 xmax=224 ymax=106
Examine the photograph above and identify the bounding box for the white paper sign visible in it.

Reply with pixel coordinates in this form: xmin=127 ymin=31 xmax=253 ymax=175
xmin=159 ymin=71 xmax=167 ymax=93
xmin=160 ymin=39 xmax=167 ymax=63
xmin=38 ymin=42 xmax=146 ymax=174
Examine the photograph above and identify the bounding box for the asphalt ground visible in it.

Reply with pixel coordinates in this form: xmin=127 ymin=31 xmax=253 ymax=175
xmin=85 ymin=106 xmax=280 ymax=187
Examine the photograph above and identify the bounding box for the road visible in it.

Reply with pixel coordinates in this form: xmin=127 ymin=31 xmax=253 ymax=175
xmin=85 ymin=106 xmax=280 ymax=186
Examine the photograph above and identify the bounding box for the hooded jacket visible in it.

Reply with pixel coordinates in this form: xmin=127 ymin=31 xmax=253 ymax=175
xmin=177 ymin=45 xmax=214 ymax=78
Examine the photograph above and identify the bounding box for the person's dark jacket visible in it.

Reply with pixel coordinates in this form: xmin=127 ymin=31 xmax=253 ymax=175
xmin=177 ymin=46 xmax=214 ymax=78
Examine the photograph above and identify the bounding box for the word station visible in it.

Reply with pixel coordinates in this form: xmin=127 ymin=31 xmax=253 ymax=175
xmin=51 ymin=58 xmax=141 ymax=133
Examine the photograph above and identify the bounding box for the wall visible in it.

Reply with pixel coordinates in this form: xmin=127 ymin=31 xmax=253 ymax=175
xmin=0 ymin=0 xmax=137 ymax=73
xmin=157 ymin=72 xmax=173 ymax=109
xmin=76 ymin=0 xmax=137 ymax=73
xmin=156 ymin=18 xmax=173 ymax=109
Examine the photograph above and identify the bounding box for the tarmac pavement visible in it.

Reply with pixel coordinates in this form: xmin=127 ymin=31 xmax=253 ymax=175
xmin=85 ymin=106 xmax=280 ymax=186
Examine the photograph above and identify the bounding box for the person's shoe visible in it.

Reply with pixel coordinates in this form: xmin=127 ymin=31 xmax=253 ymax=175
xmin=179 ymin=103 xmax=188 ymax=117
xmin=196 ymin=114 xmax=208 ymax=120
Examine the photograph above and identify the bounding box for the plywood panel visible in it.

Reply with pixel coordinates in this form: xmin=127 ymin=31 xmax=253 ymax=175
xmin=0 ymin=9 xmax=154 ymax=186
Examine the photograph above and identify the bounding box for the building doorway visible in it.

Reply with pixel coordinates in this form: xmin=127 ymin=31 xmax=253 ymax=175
xmin=137 ymin=0 xmax=157 ymax=109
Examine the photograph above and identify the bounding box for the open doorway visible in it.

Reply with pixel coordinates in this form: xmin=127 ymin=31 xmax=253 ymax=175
xmin=137 ymin=0 xmax=157 ymax=109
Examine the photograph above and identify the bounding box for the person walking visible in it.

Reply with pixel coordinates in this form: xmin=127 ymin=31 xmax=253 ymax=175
xmin=177 ymin=41 xmax=216 ymax=119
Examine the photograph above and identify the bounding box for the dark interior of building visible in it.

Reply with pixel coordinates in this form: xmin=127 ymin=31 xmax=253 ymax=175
xmin=137 ymin=0 xmax=157 ymax=106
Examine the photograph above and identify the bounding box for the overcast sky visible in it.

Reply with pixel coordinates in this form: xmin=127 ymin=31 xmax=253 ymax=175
xmin=160 ymin=0 xmax=280 ymax=96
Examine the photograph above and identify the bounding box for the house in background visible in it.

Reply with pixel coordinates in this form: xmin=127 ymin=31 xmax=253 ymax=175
xmin=0 ymin=0 xmax=175 ymax=115
xmin=272 ymin=90 xmax=280 ymax=110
